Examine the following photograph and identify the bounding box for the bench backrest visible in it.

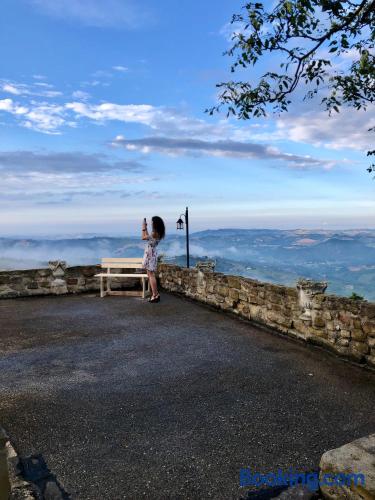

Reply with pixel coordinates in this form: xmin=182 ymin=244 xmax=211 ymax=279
xmin=101 ymin=258 xmax=144 ymax=270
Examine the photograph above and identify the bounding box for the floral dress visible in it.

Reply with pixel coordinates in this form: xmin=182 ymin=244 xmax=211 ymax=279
xmin=142 ymin=237 xmax=159 ymax=272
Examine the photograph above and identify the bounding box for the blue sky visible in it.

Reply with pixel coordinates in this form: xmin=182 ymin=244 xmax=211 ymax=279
xmin=0 ymin=0 xmax=374 ymax=236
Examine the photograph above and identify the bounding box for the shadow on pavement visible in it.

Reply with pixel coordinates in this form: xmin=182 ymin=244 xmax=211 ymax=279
xmin=21 ymin=454 xmax=70 ymax=500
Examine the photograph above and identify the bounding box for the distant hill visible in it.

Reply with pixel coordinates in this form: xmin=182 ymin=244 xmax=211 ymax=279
xmin=1 ymin=229 xmax=375 ymax=301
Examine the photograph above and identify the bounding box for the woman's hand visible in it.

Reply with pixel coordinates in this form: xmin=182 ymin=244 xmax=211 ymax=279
xmin=141 ymin=218 xmax=149 ymax=240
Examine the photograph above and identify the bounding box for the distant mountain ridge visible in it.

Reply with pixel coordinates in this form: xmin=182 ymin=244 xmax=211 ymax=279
xmin=1 ymin=229 xmax=375 ymax=300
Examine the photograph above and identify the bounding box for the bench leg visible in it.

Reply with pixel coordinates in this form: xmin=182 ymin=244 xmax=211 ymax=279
xmin=100 ymin=276 xmax=105 ymax=298
xmin=107 ymin=276 xmax=111 ymax=294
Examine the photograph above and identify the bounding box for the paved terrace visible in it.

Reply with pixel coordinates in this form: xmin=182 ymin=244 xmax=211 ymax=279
xmin=0 ymin=293 xmax=375 ymax=499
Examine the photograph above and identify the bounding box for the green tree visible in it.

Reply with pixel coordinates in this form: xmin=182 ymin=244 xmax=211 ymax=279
xmin=209 ymin=1 xmax=375 ymax=172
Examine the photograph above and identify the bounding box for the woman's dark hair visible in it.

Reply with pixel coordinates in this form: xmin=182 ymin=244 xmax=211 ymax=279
xmin=152 ymin=216 xmax=165 ymax=240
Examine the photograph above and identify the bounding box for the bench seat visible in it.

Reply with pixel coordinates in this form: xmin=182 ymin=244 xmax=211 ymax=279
xmin=95 ymin=273 xmax=148 ymax=278
xmin=95 ymin=258 xmax=150 ymax=298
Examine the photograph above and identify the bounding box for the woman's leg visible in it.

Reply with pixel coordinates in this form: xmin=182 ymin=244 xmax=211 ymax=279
xmin=148 ymin=271 xmax=159 ymax=297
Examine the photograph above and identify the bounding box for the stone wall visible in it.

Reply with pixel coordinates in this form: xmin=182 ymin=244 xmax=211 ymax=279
xmin=158 ymin=264 xmax=375 ymax=369
xmin=0 ymin=262 xmax=141 ymax=299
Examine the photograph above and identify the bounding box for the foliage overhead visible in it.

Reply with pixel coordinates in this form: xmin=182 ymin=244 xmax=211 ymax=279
xmin=209 ymin=0 xmax=375 ymax=172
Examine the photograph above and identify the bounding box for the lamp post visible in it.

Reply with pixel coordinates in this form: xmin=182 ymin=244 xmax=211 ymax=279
xmin=176 ymin=206 xmax=190 ymax=268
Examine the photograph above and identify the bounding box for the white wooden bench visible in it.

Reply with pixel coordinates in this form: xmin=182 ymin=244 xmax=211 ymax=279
xmin=95 ymin=258 xmax=150 ymax=298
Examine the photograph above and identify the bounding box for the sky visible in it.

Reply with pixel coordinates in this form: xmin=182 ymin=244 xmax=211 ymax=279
xmin=0 ymin=0 xmax=374 ymax=236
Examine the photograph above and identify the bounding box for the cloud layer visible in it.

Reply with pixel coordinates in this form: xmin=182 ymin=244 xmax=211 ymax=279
xmin=0 ymin=151 xmax=158 ymax=204
xmin=0 ymin=151 xmax=143 ymax=174
xmin=112 ymin=136 xmax=333 ymax=169
xmin=0 ymin=74 xmax=372 ymax=171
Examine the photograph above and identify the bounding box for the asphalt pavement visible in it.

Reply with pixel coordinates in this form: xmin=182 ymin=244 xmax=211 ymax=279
xmin=0 ymin=293 xmax=374 ymax=499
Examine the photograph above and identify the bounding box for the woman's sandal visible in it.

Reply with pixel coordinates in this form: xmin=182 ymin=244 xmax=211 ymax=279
xmin=149 ymin=294 xmax=160 ymax=303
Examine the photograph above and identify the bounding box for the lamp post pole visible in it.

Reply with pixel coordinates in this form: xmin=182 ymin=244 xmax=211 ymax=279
xmin=176 ymin=207 xmax=190 ymax=268
xmin=185 ymin=206 xmax=190 ymax=268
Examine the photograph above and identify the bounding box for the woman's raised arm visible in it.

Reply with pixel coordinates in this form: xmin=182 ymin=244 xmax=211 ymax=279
xmin=141 ymin=219 xmax=149 ymax=240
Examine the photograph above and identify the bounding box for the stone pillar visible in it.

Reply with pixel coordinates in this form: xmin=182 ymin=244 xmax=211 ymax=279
xmin=195 ymin=260 xmax=216 ymax=272
xmin=296 ymin=279 xmax=327 ymax=322
xmin=48 ymin=261 xmax=68 ymax=295
xmin=196 ymin=261 xmax=215 ymax=295
xmin=320 ymin=433 xmax=375 ymax=499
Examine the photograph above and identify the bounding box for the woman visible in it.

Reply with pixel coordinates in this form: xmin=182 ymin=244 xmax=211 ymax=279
xmin=142 ymin=216 xmax=165 ymax=303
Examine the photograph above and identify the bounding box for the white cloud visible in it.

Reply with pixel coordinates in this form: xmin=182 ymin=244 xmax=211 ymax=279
xmin=1 ymin=79 xmax=63 ymax=98
xmin=0 ymin=98 xmax=69 ymax=134
xmin=274 ymin=108 xmax=375 ymax=151
xmin=91 ymin=69 xmax=112 ymax=79
xmin=29 ymin=0 xmax=153 ymax=29
xmin=21 ymin=103 xmax=67 ymax=134
xmin=0 ymin=98 xmax=28 ymax=115
xmin=112 ymin=65 xmax=128 ymax=72
xmin=65 ymin=101 xmax=158 ymax=125
xmin=2 ymin=83 xmax=23 ymax=95
xmin=64 ymin=100 xmax=244 ymax=140
xmin=72 ymin=90 xmax=91 ymax=100
xmin=34 ymin=82 xmax=54 ymax=88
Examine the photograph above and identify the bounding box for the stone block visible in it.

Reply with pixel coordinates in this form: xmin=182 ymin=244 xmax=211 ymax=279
xmin=266 ymin=293 xmax=283 ymax=305
xmin=338 ymin=311 xmax=352 ymax=327
xmin=340 ymin=329 xmax=351 ymax=339
xmin=0 ymin=275 xmax=11 ymax=285
xmin=326 ymin=321 xmax=335 ymax=331
xmin=319 ymin=433 xmax=375 ymax=499
xmin=227 ymin=276 xmax=241 ymax=289
xmin=353 ymin=319 xmax=362 ymax=329
xmin=313 ymin=314 xmax=325 ymax=328
xmin=335 ymin=345 xmax=350 ymax=356
xmin=249 ymin=304 xmax=263 ymax=321
xmin=236 ymin=303 xmax=249 ymax=316
xmin=266 ymin=310 xmax=292 ymax=328
xmin=327 ymin=331 xmax=338 ymax=344
xmin=323 ymin=310 xmax=332 ymax=321
xmin=362 ymin=320 xmax=375 ymax=335
xmin=361 ymin=303 xmax=375 ymax=319
xmin=9 ymin=276 xmax=23 ymax=285
xmin=336 ymin=338 xmax=349 ymax=347
xmin=216 ymin=285 xmax=229 ymax=297
xmin=36 ymin=269 xmax=50 ymax=278
xmin=39 ymin=281 xmax=51 ymax=288
xmin=26 ymin=281 xmax=39 ymax=290
xmin=349 ymin=341 xmax=369 ymax=359
xmin=229 ymin=289 xmax=239 ymax=301
xmin=351 ymin=329 xmax=367 ymax=341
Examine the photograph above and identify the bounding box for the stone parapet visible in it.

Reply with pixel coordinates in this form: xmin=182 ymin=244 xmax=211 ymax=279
xmin=0 ymin=264 xmax=141 ymax=299
xmin=158 ymin=264 xmax=375 ymax=369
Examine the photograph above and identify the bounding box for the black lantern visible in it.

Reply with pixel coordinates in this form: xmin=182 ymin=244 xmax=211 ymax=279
xmin=176 ymin=207 xmax=190 ymax=268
